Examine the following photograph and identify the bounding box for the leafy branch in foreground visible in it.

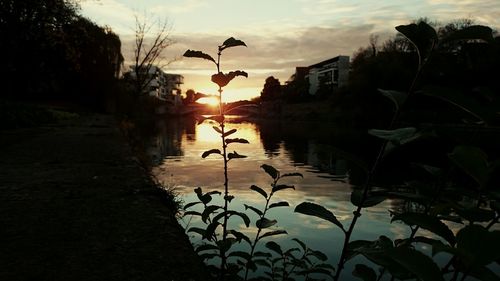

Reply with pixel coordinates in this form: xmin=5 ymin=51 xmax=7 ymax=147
xmin=183 ymin=37 xmax=248 ymax=280
xmin=184 ymin=163 xmax=332 ymax=280
xmin=295 ymin=21 xmax=500 ymax=281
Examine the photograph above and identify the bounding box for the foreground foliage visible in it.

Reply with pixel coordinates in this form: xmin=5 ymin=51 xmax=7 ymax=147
xmin=182 ymin=22 xmax=500 ymax=281
xmin=294 ymin=21 xmax=500 ymax=281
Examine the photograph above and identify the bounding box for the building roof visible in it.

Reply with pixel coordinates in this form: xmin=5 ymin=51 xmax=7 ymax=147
xmin=308 ymin=55 xmax=348 ymax=69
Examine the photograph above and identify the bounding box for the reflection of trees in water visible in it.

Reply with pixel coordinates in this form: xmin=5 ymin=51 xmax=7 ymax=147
xmin=147 ymin=116 xmax=197 ymax=165
xmin=256 ymin=120 xmax=282 ymax=157
xmin=256 ymin=120 xmax=377 ymax=184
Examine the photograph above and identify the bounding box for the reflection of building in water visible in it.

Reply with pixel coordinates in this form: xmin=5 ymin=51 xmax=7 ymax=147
xmin=147 ymin=118 xmax=197 ymax=165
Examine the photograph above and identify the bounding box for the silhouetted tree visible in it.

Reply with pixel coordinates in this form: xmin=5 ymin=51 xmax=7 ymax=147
xmin=283 ymin=67 xmax=309 ymax=103
xmin=0 ymin=0 xmax=124 ymax=110
xmin=348 ymin=18 xmax=500 ymax=126
xmin=260 ymin=76 xmax=282 ymax=101
xmin=131 ymin=14 xmax=175 ymax=96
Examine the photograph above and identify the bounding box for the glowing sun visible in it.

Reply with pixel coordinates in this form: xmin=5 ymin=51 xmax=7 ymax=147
xmin=197 ymin=96 xmax=220 ymax=107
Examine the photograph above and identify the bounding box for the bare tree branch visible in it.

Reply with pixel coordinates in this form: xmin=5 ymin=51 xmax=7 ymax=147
xmin=131 ymin=14 xmax=176 ymax=96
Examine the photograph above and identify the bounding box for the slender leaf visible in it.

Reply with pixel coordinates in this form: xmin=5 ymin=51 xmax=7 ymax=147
xmin=378 ymin=89 xmax=408 ymax=111
xmin=223 ymin=128 xmax=237 ymax=137
xmin=250 ymin=185 xmax=268 ymax=199
xmin=391 ymin=212 xmax=456 ymax=245
xmin=260 ymin=230 xmax=287 ymax=239
xmin=295 ymin=202 xmax=345 ymax=232
xmin=281 ymin=172 xmax=303 ymax=178
xmin=187 ymin=227 xmax=206 ymax=236
xmin=201 ymin=205 xmax=221 ymax=223
xmin=228 ymin=151 xmax=247 ymax=160
xmin=261 ymin=164 xmax=279 ymax=179
xmin=225 ymin=138 xmax=249 ymax=144
xmin=217 ymin=238 xmax=237 ymax=253
xmin=413 ymin=163 xmax=443 ymax=177
xmin=199 ymin=252 xmax=218 ymax=260
xmin=183 ymin=201 xmax=201 ymax=210
xmin=228 ymin=251 xmax=251 ymax=261
xmin=269 ymin=201 xmax=289 ymax=209
xmin=256 ymin=217 xmax=277 ymax=229
xmin=232 ymin=211 xmax=251 ymax=227
xmin=352 ymin=264 xmax=377 ymax=281
xmin=203 ymin=221 xmax=219 ymax=240
xmin=254 ymin=259 xmax=271 ymax=268
xmin=202 ymin=149 xmax=221 ymax=158
xmin=351 ymin=190 xmax=386 ymax=208
xmin=411 ymin=236 xmax=446 ymax=247
xmin=265 ymin=241 xmax=283 ymax=255
xmin=207 ymin=190 xmax=222 ymax=196
xmin=284 ymin=247 xmax=300 ymax=256
xmin=183 ymin=49 xmax=216 ymax=64
xmin=184 ymin=210 xmax=202 ymax=217
xmin=396 ymin=21 xmax=437 ymax=61
xmin=272 ymin=184 xmax=295 ymax=193
xmin=254 ymin=251 xmax=272 ymax=258
xmin=386 ymin=247 xmax=444 ymax=281
xmin=297 ymin=267 xmax=333 ymax=276
xmin=196 ymin=244 xmax=219 ymax=253
xmin=244 ymin=204 xmax=263 ymax=216
xmin=220 ymin=37 xmax=247 ymax=51
xmin=212 ymin=126 xmax=223 ymax=134
xmin=227 ymin=229 xmax=251 ymax=244
xmin=293 ymin=238 xmax=307 ymax=251
xmin=308 ymin=250 xmax=328 ymax=261
xmin=346 ymin=240 xmax=372 ymax=261
xmin=368 ymin=127 xmax=417 ymax=144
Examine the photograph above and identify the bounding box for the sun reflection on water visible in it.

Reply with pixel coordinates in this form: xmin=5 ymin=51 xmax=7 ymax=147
xmin=151 ymin=117 xmax=417 ymax=280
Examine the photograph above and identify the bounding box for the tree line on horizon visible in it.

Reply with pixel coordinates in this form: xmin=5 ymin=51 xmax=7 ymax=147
xmin=258 ymin=18 xmax=500 ymax=126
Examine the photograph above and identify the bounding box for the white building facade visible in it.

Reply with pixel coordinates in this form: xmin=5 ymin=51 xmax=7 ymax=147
xmin=306 ymin=55 xmax=349 ymax=95
xmin=127 ymin=65 xmax=184 ymax=105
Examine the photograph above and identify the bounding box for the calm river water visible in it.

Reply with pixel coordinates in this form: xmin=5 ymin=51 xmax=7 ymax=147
xmin=148 ymin=116 xmax=425 ymax=280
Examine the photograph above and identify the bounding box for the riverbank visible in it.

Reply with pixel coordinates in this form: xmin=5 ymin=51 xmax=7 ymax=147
xmin=0 ymin=112 xmax=207 ymax=280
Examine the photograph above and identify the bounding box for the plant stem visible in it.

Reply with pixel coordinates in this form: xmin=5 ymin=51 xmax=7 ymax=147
xmin=333 ymin=47 xmax=429 ymax=281
xmin=244 ymin=178 xmax=277 ymax=280
xmin=215 ymin=49 xmax=230 ymax=280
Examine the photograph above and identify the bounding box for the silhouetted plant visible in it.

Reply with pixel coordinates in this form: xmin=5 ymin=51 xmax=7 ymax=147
xmin=182 ymin=37 xmax=249 ymax=279
xmin=295 ymin=21 xmax=500 ymax=281
xmin=182 ymin=38 xmax=333 ymax=280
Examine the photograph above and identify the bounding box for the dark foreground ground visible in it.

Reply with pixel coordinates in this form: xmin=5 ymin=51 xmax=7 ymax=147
xmin=0 ymin=113 xmax=207 ymax=281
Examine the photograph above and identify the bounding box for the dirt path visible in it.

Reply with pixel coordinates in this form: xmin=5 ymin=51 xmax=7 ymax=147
xmin=0 ymin=114 xmax=207 ymax=281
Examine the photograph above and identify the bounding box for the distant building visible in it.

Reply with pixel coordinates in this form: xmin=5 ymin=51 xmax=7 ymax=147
xmin=306 ymin=55 xmax=349 ymax=95
xmin=125 ymin=65 xmax=184 ymax=105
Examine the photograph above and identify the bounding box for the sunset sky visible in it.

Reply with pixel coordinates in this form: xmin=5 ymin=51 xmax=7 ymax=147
xmin=81 ymin=0 xmax=500 ymax=102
